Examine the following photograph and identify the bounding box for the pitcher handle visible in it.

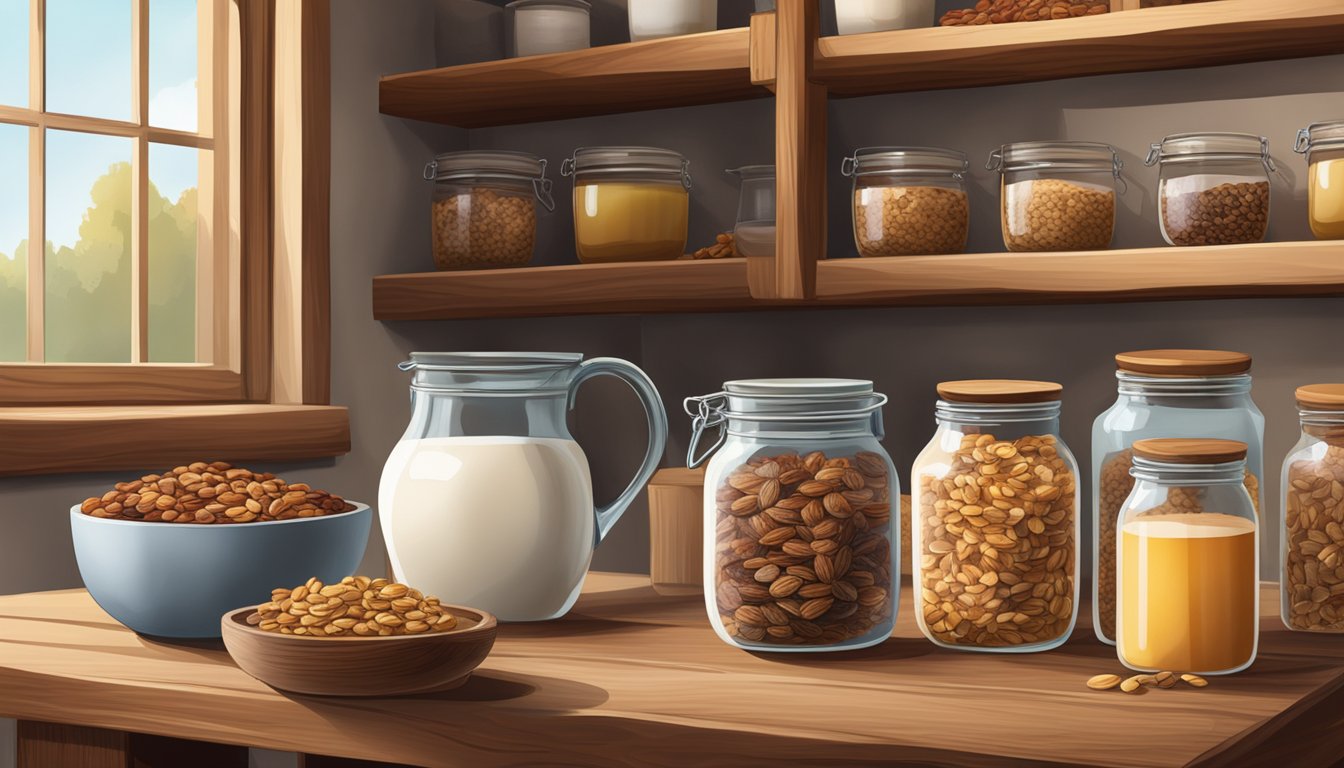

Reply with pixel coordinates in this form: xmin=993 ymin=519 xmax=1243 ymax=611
xmin=569 ymin=358 xmax=668 ymax=543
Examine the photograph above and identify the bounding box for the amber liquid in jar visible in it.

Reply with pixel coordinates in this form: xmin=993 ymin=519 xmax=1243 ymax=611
xmin=1309 ymin=159 xmax=1344 ymax=240
xmin=573 ymin=182 xmax=689 ymax=263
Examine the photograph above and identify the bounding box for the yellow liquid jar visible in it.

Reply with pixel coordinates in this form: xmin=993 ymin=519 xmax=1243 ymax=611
xmin=1296 ymin=121 xmax=1344 ymax=240
xmin=562 ymin=147 xmax=691 ymax=263
xmin=1116 ymin=438 xmax=1259 ymax=676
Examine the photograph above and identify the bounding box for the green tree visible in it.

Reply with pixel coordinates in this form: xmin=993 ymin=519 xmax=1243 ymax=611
xmin=0 ymin=241 xmax=25 ymax=362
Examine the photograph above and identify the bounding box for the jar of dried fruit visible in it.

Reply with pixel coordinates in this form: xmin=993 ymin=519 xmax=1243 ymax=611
xmin=1281 ymin=384 xmax=1344 ymax=632
xmin=685 ymin=379 xmax=899 ymax=652
xmin=912 ymin=380 xmax=1079 ymax=652
xmin=1145 ymin=132 xmax=1274 ymax=247
xmin=987 ymin=141 xmax=1122 ymax=252
xmin=1091 ymin=350 xmax=1264 ymax=645
xmin=425 ymin=150 xmax=555 ymax=270
xmin=1116 ymin=438 xmax=1259 ymax=676
xmin=1294 ymin=121 xmax=1344 ymax=240
xmin=841 ymin=146 xmax=970 ymax=257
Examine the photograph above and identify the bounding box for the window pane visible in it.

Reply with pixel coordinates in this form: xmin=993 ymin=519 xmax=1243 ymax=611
xmin=0 ymin=123 xmax=26 ymax=361
xmin=0 ymin=0 xmax=27 ymax=108
xmin=45 ymin=129 xmax=132 ymax=363
xmin=148 ymin=142 xmax=196 ymax=362
xmin=46 ymin=0 xmax=132 ymax=121
xmin=149 ymin=0 xmax=197 ymax=132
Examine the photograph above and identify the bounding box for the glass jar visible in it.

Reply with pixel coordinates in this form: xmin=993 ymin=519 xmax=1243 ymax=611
xmin=727 ymin=164 xmax=775 ymax=258
xmin=685 ymin=379 xmax=899 ymax=652
xmin=834 ymin=0 xmax=935 ymax=35
xmin=507 ymin=0 xmax=591 ymax=58
xmin=1294 ymin=121 xmax=1344 ymax=240
xmin=1145 ymin=132 xmax=1273 ymax=247
xmin=987 ymin=141 xmax=1122 ymax=252
xmin=561 ymin=146 xmax=691 ymax=263
xmin=1091 ymin=349 xmax=1264 ymax=645
xmin=1281 ymin=384 xmax=1344 ymax=632
xmin=1117 ymin=438 xmax=1259 ymax=675
xmin=912 ymin=380 xmax=1079 ymax=652
xmin=841 ymin=147 xmax=969 ymax=257
xmin=424 ymin=150 xmax=555 ymax=270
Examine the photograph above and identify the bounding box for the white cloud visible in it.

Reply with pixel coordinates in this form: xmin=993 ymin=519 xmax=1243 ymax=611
xmin=149 ymin=78 xmax=198 ymax=134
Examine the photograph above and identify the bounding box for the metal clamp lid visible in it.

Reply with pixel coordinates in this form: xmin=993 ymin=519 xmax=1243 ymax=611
xmin=560 ymin=147 xmax=693 ymax=190
xmin=1296 ymin=122 xmax=1344 ymax=155
xmin=684 ymin=393 xmax=729 ymax=469
xmin=990 ymin=144 xmax=1126 ymax=194
xmin=1145 ymin=133 xmax=1276 ymax=173
xmin=423 ymin=153 xmax=556 ymax=211
xmin=842 ymin=147 xmax=969 ymax=180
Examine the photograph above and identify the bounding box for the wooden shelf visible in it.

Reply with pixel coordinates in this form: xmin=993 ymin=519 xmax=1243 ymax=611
xmin=815 ymin=0 xmax=1344 ymax=97
xmin=379 ymin=28 xmax=768 ymax=128
xmin=5 ymin=575 xmax=1344 ymax=766
xmin=372 ymin=258 xmax=755 ymax=320
xmin=815 ymin=241 xmax=1344 ymax=306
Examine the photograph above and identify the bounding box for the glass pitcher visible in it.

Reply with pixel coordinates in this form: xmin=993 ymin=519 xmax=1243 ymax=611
xmin=727 ymin=165 xmax=776 ymax=258
xmin=379 ymin=352 xmax=668 ymax=622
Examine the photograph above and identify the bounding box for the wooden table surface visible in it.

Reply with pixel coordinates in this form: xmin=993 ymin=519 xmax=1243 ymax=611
xmin=2 ymin=574 xmax=1343 ymax=767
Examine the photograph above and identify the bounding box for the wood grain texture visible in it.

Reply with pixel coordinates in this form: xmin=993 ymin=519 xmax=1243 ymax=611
xmin=17 ymin=721 xmax=128 ymax=768
xmin=0 ymin=366 xmax=246 ymax=406
xmin=300 ymin=0 xmax=331 ymax=405
xmin=815 ymin=241 xmax=1344 ymax=306
xmin=761 ymin=0 xmax=824 ymax=300
xmin=2 ymin=578 xmax=1344 ymax=766
xmin=815 ymin=0 xmax=1344 ymax=97
xmin=378 ymin=29 xmax=767 ymax=128
xmin=0 ymin=404 xmax=349 ymax=476
xmin=221 ymin=605 xmax=497 ymax=697
xmin=240 ymin=0 xmax=274 ymax=401
xmin=648 ymin=468 xmax=705 ymax=596
xmin=372 ymin=260 xmax=756 ymax=320
xmin=748 ymin=11 xmax=776 ymax=87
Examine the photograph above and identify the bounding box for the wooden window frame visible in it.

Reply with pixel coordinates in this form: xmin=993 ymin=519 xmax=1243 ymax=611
xmin=0 ymin=0 xmax=347 ymax=477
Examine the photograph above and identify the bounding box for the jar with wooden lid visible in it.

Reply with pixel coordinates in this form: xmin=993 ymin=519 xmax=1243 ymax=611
xmin=841 ymin=147 xmax=969 ymax=257
xmin=1145 ymin=132 xmax=1274 ymax=247
xmin=561 ymin=146 xmax=691 ymax=263
xmin=912 ymin=380 xmax=1079 ymax=652
xmin=1117 ymin=438 xmax=1259 ymax=676
xmin=1091 ymin=349 xmax=1264 ymax=645
xmin=1294 ymin=121 xmax=1344 ymax=240
xmin=987 ymin=141 xmax=1122 ymax=252
xmin=424 ymin=150 xmax=555 ymax=270
xmin=685 ymin=379 xmax=899 ymax=652
xmin=1281 ymin=384 xmax=1344 ymax=632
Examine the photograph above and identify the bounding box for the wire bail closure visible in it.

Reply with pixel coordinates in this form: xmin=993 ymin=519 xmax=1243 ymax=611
xmin=683 ymin=393 xmax=728 ymax=469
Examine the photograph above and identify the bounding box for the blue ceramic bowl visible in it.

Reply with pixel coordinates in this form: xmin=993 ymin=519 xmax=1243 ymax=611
xmin=70 ymin=502 xmax=371 ymax=638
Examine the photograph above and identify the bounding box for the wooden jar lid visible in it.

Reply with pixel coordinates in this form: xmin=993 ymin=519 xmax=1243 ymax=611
xmin=936 ymin=380 xmax=1062 ymax=404
xmin=1115 ymin=349 xmax=1251 ymax=376
xmin=1297 ymin=384 xmax=1344 ymax=411
xmin=1132 ymin=438 xmax=1248 ymax=464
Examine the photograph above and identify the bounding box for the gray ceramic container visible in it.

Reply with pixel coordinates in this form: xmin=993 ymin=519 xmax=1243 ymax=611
xmin=70 ymin=502 xmax=371 ymax=638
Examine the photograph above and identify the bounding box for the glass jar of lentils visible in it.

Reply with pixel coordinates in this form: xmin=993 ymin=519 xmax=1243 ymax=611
xmin=987 ymin=141 xmax=1122 ymax=252
xmin=1145 ymin=132 xmax=1273 ymax=247
xmin=841 ymin=146 xmax=970 ymax=257
xmin=424 ymin=150 xmax=555 ymax=270
xmin=912 ymin=380 xmax=1079 ymax=652
xmin=686 ymin=379 xmax=899 ymax=652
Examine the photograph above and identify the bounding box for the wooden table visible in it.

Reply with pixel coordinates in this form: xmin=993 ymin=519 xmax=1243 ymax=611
xmin=2 ymin=574 xmax=1344 ymax=767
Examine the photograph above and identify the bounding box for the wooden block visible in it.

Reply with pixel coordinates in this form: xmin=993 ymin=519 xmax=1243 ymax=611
xmin=648 ymin=468 xmax=705 ymax=596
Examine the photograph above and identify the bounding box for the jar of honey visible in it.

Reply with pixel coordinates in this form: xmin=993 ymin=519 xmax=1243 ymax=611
xmin=1116 ymin=438 xmax=1259 ymax=676
xmin=560 ymin=146 xmax=691 ymax=263
xmin=1294 ymin=121 xmax=1344 ymax=240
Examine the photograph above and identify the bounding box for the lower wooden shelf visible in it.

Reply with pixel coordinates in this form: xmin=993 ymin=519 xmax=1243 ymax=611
xmin=815 ymin=240 xmax=1344 ymax=306
xmin=2 ymin=575 xmax=1344 ymax=766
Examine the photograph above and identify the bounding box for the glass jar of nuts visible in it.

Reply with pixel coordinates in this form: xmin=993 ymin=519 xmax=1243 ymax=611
xmin=1117 ymin=439 xmax=1259 ymax=676
xmin=987 ymin=141 xmax=1123 ymax=252
xmin=424 ymin=150 xmax=555 ymax=270
xmin=1281 ymin=384 xmax=1344 ymax=633
xmin=912 ymin=380 xmax=1079 ymax=653
xmin=1145 ymin=132 xmax=1274 ymax=247
xmin=1091 ymin=350 xmax=1264 ymax=646
xmin=685 ymin=379 xmax=899 ymax=652
xmin=841 ymin=146 xmax=970 ymax=257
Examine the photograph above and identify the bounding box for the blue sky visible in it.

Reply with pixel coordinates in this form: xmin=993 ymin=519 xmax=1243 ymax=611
xmin=1 ymin=0 xmax=199 ymax=253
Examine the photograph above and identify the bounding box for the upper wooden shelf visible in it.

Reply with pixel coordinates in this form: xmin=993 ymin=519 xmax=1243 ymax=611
xmin=379 ymin=27 xmax=767 ymax=128
xmin=5 ymin=575 xmax=1344 ymax=766
xmin=372 ymin=258 xmax=754 ymax=320
xmin=814 ymin=0 xmax=1344 ymax=97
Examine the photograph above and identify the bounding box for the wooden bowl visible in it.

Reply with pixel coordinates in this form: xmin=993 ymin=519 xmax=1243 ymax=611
xmin=221 ymin=604 xmax=497 ymax=697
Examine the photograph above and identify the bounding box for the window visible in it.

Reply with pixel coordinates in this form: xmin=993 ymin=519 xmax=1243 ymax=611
xmin=0 ymin=0 xmax=257 ymax=404
xmin=0 ymin=1 xmax=344 ymax=476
